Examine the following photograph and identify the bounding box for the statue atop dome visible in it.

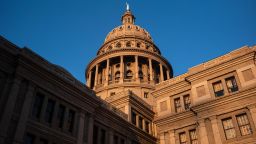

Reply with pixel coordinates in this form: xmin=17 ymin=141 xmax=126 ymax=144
xmin=126 ymin=2 xmax=130 ymax=11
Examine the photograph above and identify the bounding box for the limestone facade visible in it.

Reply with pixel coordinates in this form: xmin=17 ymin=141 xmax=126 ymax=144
xmin=0 ymin=6 xmax=256 ymax=144
xmin=153 ymin=46 xmax=256 ymax=144
xmin=0 ymin=36 xmax=156 ymax=144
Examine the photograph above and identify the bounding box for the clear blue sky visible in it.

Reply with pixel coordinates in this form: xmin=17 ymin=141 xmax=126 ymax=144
xmin=1 ymin=0 xmax=255 ymax=83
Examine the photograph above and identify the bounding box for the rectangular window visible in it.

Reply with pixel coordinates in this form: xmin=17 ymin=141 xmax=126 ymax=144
xmin=100 ymin=129 xmax=106 ymax=144
xmin=39 ymin=138 xmax=48 ymax=144
xmin=114 ymin=135 xmax=118 ymax=144
xmin=144 ymin=92 xmax=148 ymax=98
xmin=24 ymin=133 xmax=35 ymax=144
xmin=120 ymin=138 xmax=125 ymax=144
xmin=174 ymin=98 xmax=182 ymax=113
xmin=183 ymin=95 xmax=191 ymax=110
xmin=189 ymin=129 xmax=198 ymax=144
xmin=132 ymin=111 xmax=137 ymax=125
xmin=145 ymin=121 xmax=150 ymax=133
xmin=32 ymin=93 xmax=45 ymax=119
xmin=67 ymin=109 xmax=75 ymax=133
xmin=225 ymin=76 xmax=238 ymax=93
xmin=57 ymin=104 xmax=65 ymax=128
xmin=44 ymin=99 xmax=55 ymax=123
xmin=242 ymin=69 xmax=255 ymax=82
xmin=110 ymin=92 xmax=115 ymax=96
xmin=222 ymin=117 xmax=236 ymax=139
xmin=213 ymin=81 xmax=224 ymax=97
xmin=236 ymin=114 xmax=252 ymax=136
xmin=179 ymin=132 xmax=187 ymax=144
xmin=139 ymin=116 xmax=143 ymax=129
xmin=93 ymin=125 xmax=98 ymax=144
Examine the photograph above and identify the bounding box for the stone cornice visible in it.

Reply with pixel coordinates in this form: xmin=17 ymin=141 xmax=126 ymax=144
xmin=191 ymin=86 xmax=256 ymax=115
xmin=95 ymin=82 xmax=155 ymax=93
xmin=186 ymin=51 xmax=255 ymax=82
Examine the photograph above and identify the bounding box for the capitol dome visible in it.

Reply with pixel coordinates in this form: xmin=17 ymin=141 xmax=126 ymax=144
xmin=97 ymin=10 xmax=161 ymax=55
xmin=86 ymin=7 xmax=173 ymax=104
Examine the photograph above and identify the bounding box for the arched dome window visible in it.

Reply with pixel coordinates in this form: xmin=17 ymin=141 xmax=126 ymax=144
xmin=139 ymin=71 xmax=143 ymax=80
xmin=126 ymin=70 xmax=133 ymax=79
xmin=127 ymin=62 xmax=131 ymax=67
xmin=137 ymin=42 xmax=141 ymax=48
xmin=108 ymin=45 xmax=112 ymax=50
xmin=126 ymin=42 xmax=131 ymax=47
xmin=116 ymin=64 xmax=120 ymax=68
xmin=116 ymin=42 xmax=121 ymax=48
xmin=115 ymin=71 xmax=120 ymax=82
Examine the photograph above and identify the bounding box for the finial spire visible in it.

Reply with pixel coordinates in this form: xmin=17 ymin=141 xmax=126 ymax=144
xmin=126 ymin=2 xmax=130 ymax=11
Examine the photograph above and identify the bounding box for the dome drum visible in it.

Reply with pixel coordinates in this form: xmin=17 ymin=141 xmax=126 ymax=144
xmin=86 ymin=54 xmax=172 ymax=92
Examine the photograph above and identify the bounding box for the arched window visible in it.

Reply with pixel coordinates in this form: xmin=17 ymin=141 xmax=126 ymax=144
xmin=116 ymin=64 xmax=120 ymax=68
xmin=116 ymin=42 xmax=121 ymax=48
xmin=126 ymin=70 xmax=133 ymax=79
xmin=137 ymin=43 xmax=141 ymax=48
xmin=126 ymin=42 xmax=131 ymax=47
xmin=139 ymin=71 xmax=143 ymax=80
xmin=115 ymin=71 xmax=120 ymax=81
xmin=108 ymin=45 xmax=112 ymax=50
xmin=127 ymin=62 xmax=131 ymax=67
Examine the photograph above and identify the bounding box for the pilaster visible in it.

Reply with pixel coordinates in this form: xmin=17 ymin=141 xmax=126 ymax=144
xmin=120 ymin=56 xmax=124 ymax=83
xmin=105 ymin=59 xmax=109 ymax=86
xmin=87 ymin=114 xmax=94 ymax=144
xmin=209 ymin=116 xmax=222 ymax=144
xmin=149 ymin=58 xmax=153 ymax=82
xmin=94 ymin=64 xmax=99 ymax=88
xmin=13 ymin=82 xmax=35 ymax=144
xmin=159 ymin=63 xmax=164 ymax=82
xmin=135 ymin=55 xmax=139 ymax=82
xmin=77 ymin=112 xmax=86 ymax=144
xmin=169 ymin=130 xmax=175 ymax=144
xmin=0 ymin=76 xmax=22 ymax=143
xmin=198 ymin=119 xmax=209 ymax=144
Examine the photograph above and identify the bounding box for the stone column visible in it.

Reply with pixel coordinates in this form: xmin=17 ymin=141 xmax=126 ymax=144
xmin=105 ymin=59 xmax=109 ymax=86
xmin=136 ymin=115 xmax=139 ymax=127
xmin=148 ymin=122 xmax=152 ymax=135
xmin=198 ymin=119 xmax=209 ymax=144
xmin=87 ymin=114 xmax=94 ymax=144
xmin=87 ymin=71 xmax=92 ymax=87
xmin=120 ymin=55 xmax=124 ymax=83
xmin=108 ymin=129 xmax=114 ymax=144
xmin=248 ymin=105 xmax=256 ymax=129
xmin=77 ymin=112 xmax=85 ymax=144
xmin=210 ymin=116 xmax=222 ymax=144
xmin=126 ymin=138 xmax=132 ymax=144
xmin=142 ymin=119 xmax=145 ymax=131
xmin=159 ymin=63 xmax=164 ymax=82
xmin=135 ymin=55 xmax=139 ymax=82
xmin=0 ymin=76 xmax=22 ymax=143
xmin=169 ymin=130 xmax=175 ymax=144
xmin=166 ymin=70 xmax=170 ymax=80
xmin=149 ymin=59 xmax=153 ymax=83
xmin=159 ymin=133 xmax=165 ymax=144
xmin=13 ymin=82 xmax=35 ymax=144
xmin=94 ymin=64 xmax=99 ymax=87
